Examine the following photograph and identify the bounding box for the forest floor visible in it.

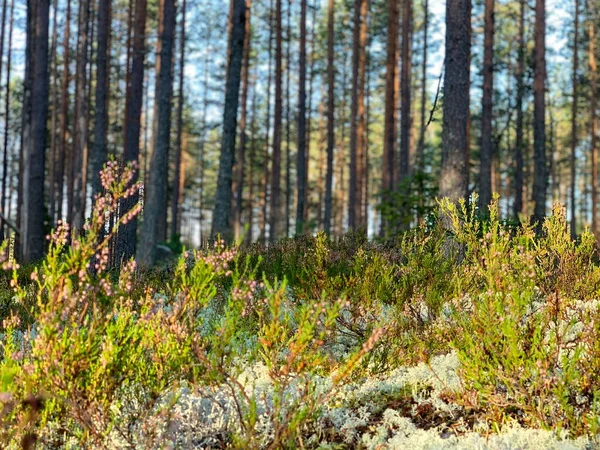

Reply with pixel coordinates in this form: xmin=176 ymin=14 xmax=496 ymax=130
xmin=1 ymin=196 xmax=600 ymax=448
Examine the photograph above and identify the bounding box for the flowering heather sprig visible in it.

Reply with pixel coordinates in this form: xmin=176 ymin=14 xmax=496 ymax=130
xmin=119 ymin=260 xmax=137 ymax=293
xmin=94 ymin=246 xmax=111 ymax=273
xmin=48 ymin=220 xmax=70 ymax=247
xmin=1 ymin=260 xmax=19 ymax=271
xmin=202 ymin=239 xmax=237 ymax=275
xmin=100 ymin=160 xmax=139 ymax=193
xmin=232 ymin=279 xmax=265 ymax=317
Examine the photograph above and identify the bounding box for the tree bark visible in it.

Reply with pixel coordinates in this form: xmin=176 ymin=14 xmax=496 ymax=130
xmin=269 ymin=0 xmax=283 ymax=242
xmin=233 ymin=0 xmax=251 ymax=241
xmin=399 ymin=0 xmax=412 ymax=184
xmin=138 ymin=0 xmax=176 ymax=267
xmin=349 ymin=0 xmax=368 ymax=231
xmin=47 ymin=0 xmax=59 ymax=226
xmin=284 ymin=0 xmax=291 ymax=237
xmin=55 ymin=0 xmax=71 ymax=224
xmin=416 ymin=0 xmax=428 ymax=175
xmin=590 ymin=0 xmax=598 ymax=240
xmin=259 ymin=3 xmax=273 ymax=243
xmin=91 ymin=0 xmax=112 ymax=202
xmin=513 ymin=0 xmax=525 ymax=217
xmin=116 ymin=0 xmax=147 ymax=262
xmin=70 ymin=0 xmax=91 ymax=231
xmin=247 ymin=73 xmax=258 ymax=243
xmin=478 ymin=0 xmax=494 ymax=213
xmin=533 ymin=0 xmax=546 ymax=223
xmin=0 ymin=0 xmax=14 ymax=242
xmin=21 ymin=0 xmax=50 ymax=263
xmin=211 ymin=0 xmax=246 ymax=240
xmin=296 ymin=0 xmax=307 ymax=234
xmin=303 ymin=0 xmax=317 ymax=227
xmin=171 ymin=0 xmax=187 ymax=241
xmin=570 ymin=0 xmax=579 ymax=238
xmin=381 ymin=0 xmax=398 ymax=234
xmin=440 ymin=0 xmax=471 ymax=202
xmin=323 ymin=0 xmax=335 ymax=235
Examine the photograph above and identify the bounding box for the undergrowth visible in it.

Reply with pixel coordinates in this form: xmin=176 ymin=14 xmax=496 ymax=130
xmin=1 ymin=166 xmax=600 ymax=448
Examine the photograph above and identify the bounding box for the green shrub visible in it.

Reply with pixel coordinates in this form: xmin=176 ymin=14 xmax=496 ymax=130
xmin=0 ymin=163 xmax=381 ymax=449
xmin=449 ymin=199 xmax=600 ymax=437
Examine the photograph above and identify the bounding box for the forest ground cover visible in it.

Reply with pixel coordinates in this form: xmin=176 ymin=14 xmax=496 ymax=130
xmin=1 ymin=166 xmax=600 ymax=449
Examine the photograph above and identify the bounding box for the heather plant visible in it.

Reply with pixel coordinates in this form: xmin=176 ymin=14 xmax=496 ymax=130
xmin=448 ymin=199 xmax=600 ymax=437
xmin=0 ymin=164 xmax=383 ymax=449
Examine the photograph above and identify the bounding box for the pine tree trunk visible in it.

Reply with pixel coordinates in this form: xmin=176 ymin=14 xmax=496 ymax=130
xmin=478 ymin=0 xmax=494 ymax=212
xmin=56 ymin=0 xmax=70 ymax=224
xmin=91 ymin=0 xmax=112 ymax=202
xmin=590 ymin=1 xmax=598 ymax=240
xmin=211 ymin=0 xmax=246 ymax=240
xmin=171 ymin=0 xmax=187 ymax=241
xmin=317 ymin=89 xmax=326 ymax=229
xmin=304 ymin=0 xmax=317 ymax=226
xmin=513 ymin=0 xmax=525 ymax=217
xmin=381 ymin=0 xmax=398 ymax=234
xmin=116 ymin=0 xmax=147 ymax=262
xmin=570 ymin=0 xmax=579 ymax=238
xmin=47 ymin=0 xmax=58 ymax=226
xmin=138 ymin=0 xmax=176 ymax=266
xmin=247 ymin=74 xmax=258 ymax=243
xmin=70 ymin=0 xmax=91 ymax=231
xmin=0 ymin=0 xmax=14 ymax=242
xmin=323 ymin=0 xmax=335 ymax=235
xmin=284 ymin=0 xmax=291 ymax=237
xmin=399 ymin=0 xmax=412 ymax=184
xmin=233 ymin=0 xmax=251 ymax=241
xmin=439 ymin=0 xmax=470 ymax=202
xmin=416 ymin=0 xmax=428 ymax=175
xmin=21 ymin=0 xmax=50 ymax=263
xmin=259 ymin=4 xmax=273 ymax=243
xmin=533 ymin=0 xmax=546 ymax=223
xmin=348 ymin=0 xmax=360 ymax=230
xmin=268 ymin=0 xmax=283 ymax=241
xmin=335 ymin=51 xmax=349 ymax=235
xmin=349 ymin=0 xmax=368 ymax=231
xmin=356 ymin=0 xmax=368 ymax=230
xmin=296 ymin=0 xmax=307 ymax=234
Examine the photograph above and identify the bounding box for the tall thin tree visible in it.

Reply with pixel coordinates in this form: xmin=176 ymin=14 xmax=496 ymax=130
xmin=590 ymin=0 xmax=598 ymax=239
xmin=570 ymin=0 xmax=579 ymax=238
xmin=211 ymin=0 xmax=247 ymax=239
xmin=116 ymin=0 xmax=147 ymax=262
xmin=399 ymin=0 xmax=412 ymax=184
xmin=91 ymin=0 xmax=112 ymax=202
xmin=233 ymin=0 xmax=252 ymax=240
xmin=381 ymin=0 xmax=398 ymax=234
xmin=533 ymin=0 xmax=546 ymax=223
xmin=138 ymin=0 xmax=177 ymax=267
xmin=48 ymin=0 xmax=59 ymax=225
xmin=440 ymin=0 xmax=471 ymax=202
xmin=478 ymin=0 xmax=494 ymax=212
xmin=0 ymin=0 xmax=14 ymax=241
xmin=416 ymin=0 xmax=428 ymax=174
xmin=259 ymin=3 xmax=274 ymax=242
xmin=513 ymin=0 xmax=525 ymax=217
xmin=269 ymin=0 xmax=283 ymax=241
xmin=70 ymin=0 xmax=91 ymax=231
xmin=323 ymin=0 xmax=335 ymax=235
xmin=56 ymin=0 xmax=71 ymax=223
xmin=296 ymin=0 xmax=307 ymax=234
xmin=21 ymin=0 xmax=50 ymax=263
xmin=349 ymin=0 xmax=368 ymax=230
xmin=171 ymin=0 xmax=187 ymax=241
